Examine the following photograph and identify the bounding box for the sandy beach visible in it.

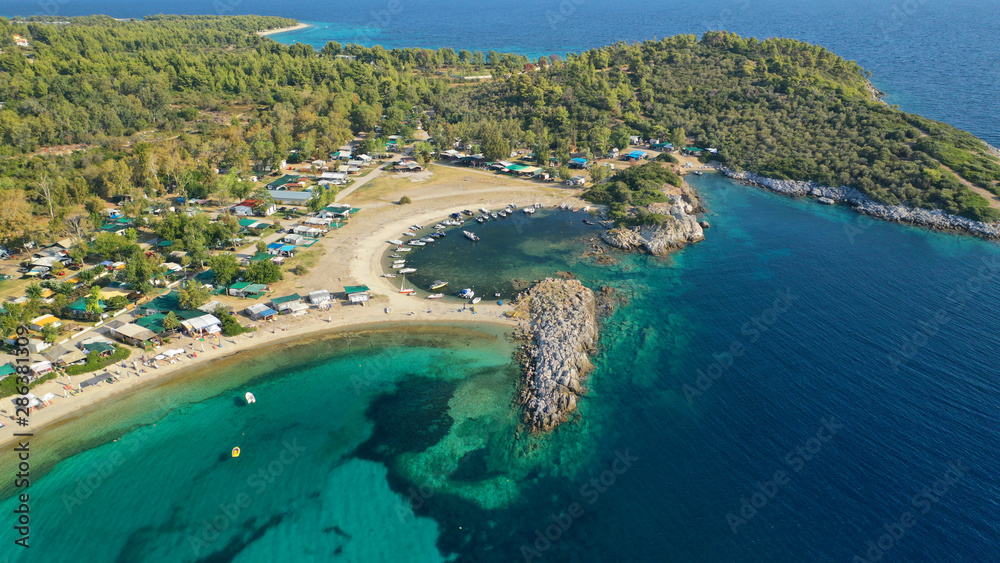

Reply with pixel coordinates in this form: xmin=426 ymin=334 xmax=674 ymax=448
xmin=256 ymin=22 xmax=311 ymax=37
xmin=0 ymin=165 xmax=577 ymax=447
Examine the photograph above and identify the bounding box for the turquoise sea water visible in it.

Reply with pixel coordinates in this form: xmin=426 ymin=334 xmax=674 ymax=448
xmin=4 ymin=174 xmax=1000 ymax=561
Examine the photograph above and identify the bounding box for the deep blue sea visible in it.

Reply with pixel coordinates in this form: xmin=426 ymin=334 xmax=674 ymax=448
xmin=2 ymin=1 xmax=1000 ymax=562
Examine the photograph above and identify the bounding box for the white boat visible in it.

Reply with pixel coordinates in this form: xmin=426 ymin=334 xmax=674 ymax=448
xmin=245 ymin=392 xmax=256 ymax=404
xmin=464 ymin=231 xmax=480 ymax=241
xmin=388 ymin=239 xmax=403 ymax=245
xmin=391 ymin=264 xmax=406 ymax=269
xmin=491 ymin=213 xmax=498 ymax=219
xmin=476 ymin=217 xmax=485 ymax=224
xmin=400 ymin=268 xmax=417 ymax=274
xmin=459 ymin=288 xmax=474 ymax=299
xmin=399 ymin=275 xmax=415 ymax=295
xmin=480 ymin=207 xmax=489 ymax=214
xmin=420 ymin=236 xmax=436 ymax=243
xmin=509 ymin=203 xmax=518 ymax=209
xmin=403 ymin=231 xmax=417 ymax=237
xmin=582 ymin=206 xmax=590 ymax=212
xmin=472 ymin=297 xmax=481 ymax=304
xmin=434 ymin=223 xmax=446 ymax=229
xmin=411 ymin=224 xmax=424 ymax=230
xmin=498 ymin=211 xmax=507 ymax=218
xmin=408 ymin=240 xmax=426 ymax=246
xmin=693 ymin=170 xmax=704 ymax=176
xmin=396 ymin=246 xmax=411 ymax=252
xmin=427 ymin=293 xmax=444 ymax=299
xmin=382 ymin=274 xmax=397 ymax=278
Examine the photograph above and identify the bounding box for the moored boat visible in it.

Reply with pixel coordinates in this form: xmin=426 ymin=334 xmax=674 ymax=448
xmin=464 ymin=231 xmax=480 ymax=241
xmin=245 ymin=392 xmax=256 ymax=404
xmin=388 ymin=239 xmax=403 ymax=245
xmin=480 ymin=207 xmax=489 ymax=214
xmin=400 ymin=267 xmax=417 ymax=274
xmin=459 ymin=288 xmax=475 ymax=298
xmin=420 ymin=236 xmax=436 ymax=243
xmin=232 ymin=447 xmax=241 ymax=458
xmin=396 ymin=246 xmax=411 ymax=252
xmin=429 ymin=280 xmax=449 ymax=290
xmin=427 ymin=293 xmax=444 ymax=299
xmin=472 ymin=297 xmax=481 ymax=304
xmin=408 ymin=240 xmax=426 ymax=246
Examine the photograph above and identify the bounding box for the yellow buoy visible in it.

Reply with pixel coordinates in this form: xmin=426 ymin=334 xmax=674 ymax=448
xmin=232 ymin=447 xmax=241 ymax=458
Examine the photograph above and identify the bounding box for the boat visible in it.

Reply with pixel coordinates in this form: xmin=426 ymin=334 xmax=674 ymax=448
xmin=509 ymin=203 xmax=518 ymax=209
xmin=420 ymin=236 xmax=436 ymax=243
xmin=391 ymin=264 xmax=406 ymax=269
xmin=396 ymin=246 xmax=411 ymax=252
xmin=400 ymin=268 xmax=417 ymax=274
xmin=504 ymin=207 xmax=512 ymax=213
xmin=583 ymin=219 xmax=594 ymax=225
xmin=232 ymin=447 xmax=241 ymax=458
xmin=427 ymin=293 xmax=444 ymax=299
xmin=491 ymin=213 xmax=498 ymax=219
xmin=498 ymin=211 xmax=507 ymax=218
xmin=390 ymin=253 xmax=402 ymax=258
xmin=382 ymin=274 xmax=397 ymax=278
xmin=583 ymin=206 xmax=590 ymax=212
xmin=408 ymin=240 xmax=426 ymax=246
xmin=245 ymin=392 xmax=256 ymax=404
xmin=463 ymin=210 xmax=474 ymax=216
xmin=399 ymin=275 xmax=415 ymax=295
xmin=480 ymin=207 xmax=489 ymax=214
xmin=429 ymin=280 xmax=449 ymax=290
xmin=459 ymin=288 xmax=475 ymax=299
xmin=411 ymin=224 xmax=424 ymax=230
xmin=403 ymin=231 xmax=417 ymax=237
xmin=472 ymin=297 xmax=481 ymax=304
xmin=388 ymin=239 xmax=403 ymax=245
xmin=464 ymin=231 xmax=480 ymax=241
xmin=434 ymin=223 xmax=446 ymax=229
xmin=476 ymin=217 xmax=485 ymax=224
xmin=693 ymin=170 xmax=704 ymax=176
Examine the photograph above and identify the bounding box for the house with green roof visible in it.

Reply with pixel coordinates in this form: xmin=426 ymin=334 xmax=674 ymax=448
xmin=0 ymin=363 xmax=15 ymax=382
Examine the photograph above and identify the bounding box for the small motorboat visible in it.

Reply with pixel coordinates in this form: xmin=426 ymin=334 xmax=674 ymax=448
xmin=463 ymin=210 xmax=474 ymax=216
xmin=427 ymin=293 xmax=444 ymax=299
xmin=396 ymin=246 xmax=411 ymax=252
xmin=472 ymin=297 xmax=481 ymax=304
xmin=391 ymin=264 xmax=406 ymax=269
xmin=403 ymin=231 xmax=417 ymax=237
xmin=232 ymin=447 xmax=241 ymax=458
xmin=434 ymin=223 xmax=447 ymax=230
xmin=399 ymin=288 xmax=415 ymax=295
xmin=459 ymin=288 xmax=475 ymax=299
xmin=477 ymin=217 xmax=485 ymax=224
xmin=480 ymin=207 xmax=489 ymax=214
xmin=400 ymin=268 xmax=417 ymax=274
xmin=509 ymin=203 xmax=518 ymax=209
xmin=390 ymin=253 xmax=402 ymax=258
xmin=408 ymin=240 xmax=426 ymax=246
xmin=583 ymin=219 xmax=594 ymax=225
xmin=382 ymin=274 xmax=397 ymax=278
xmin=464 ymin=231 xmax=480 ymax=241
xmin=430 ymin=232 xmax=445 ymax=238
xmin=420 ymin=236 xmax=436 ymax=243
xmin=491 ymin=213 xmax=498 ymax=219
xmin=245 ymin=392 xmax=256 ymax=404
xmin=411 ymin=224 xmax=424 ymax=230
xmin=693 ymin=170 xmax=704 ymax=176
xmin=430 ymin=280 xmax=449 ymax=290
xmin=388 ymin=239 xmax=403 ymax=245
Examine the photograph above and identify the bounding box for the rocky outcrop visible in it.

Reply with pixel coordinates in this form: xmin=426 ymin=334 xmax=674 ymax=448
xmin=599 ymin=202 xmax=706 ymax=255
xmin=517 ymin=278 xmax=598 ymax=433
xmin=720 ymin=168 xmax=1000 ymax=240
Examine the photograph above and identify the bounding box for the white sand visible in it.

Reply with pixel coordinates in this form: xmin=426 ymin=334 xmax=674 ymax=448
xmin=0 ymin=170 xmax=578 ymax=447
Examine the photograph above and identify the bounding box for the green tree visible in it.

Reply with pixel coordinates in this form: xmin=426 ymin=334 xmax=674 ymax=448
xmin=558 ymin=166 xmax=573 ymax=181
xmin=25 ymin=282 xmax=43 ymax=300
xmin=85 ymin=286 xmax=104 ymax=316
xmin=178 ymin=282 xmax=211 ymax=310
xmin=590 ymin=164 xmax=612 ymax=184
xmin=670 ymin=127 xmax=686 ymax=150
xmin=41 ymin=323 xmax=60 ymax=343
xmin=208 ymin=253 xmax=241 ymax=287
xmin=161 ymin=311 xmax=180 ymax=333
xmin=243 ymin=261 xmax=282 ymax=284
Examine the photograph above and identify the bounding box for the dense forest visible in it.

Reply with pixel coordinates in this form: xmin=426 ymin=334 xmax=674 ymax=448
xmin=1 ymin=16 xmax=999 ymax=250
xmin=444 ymin=31 xmax=1000 ymax=220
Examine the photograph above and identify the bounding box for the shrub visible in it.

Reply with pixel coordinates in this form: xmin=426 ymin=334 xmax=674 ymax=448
xmin=65 ymin=345 xmax=132 ymax=376
xmin=399 ymin=195 xmax=412 ymax=205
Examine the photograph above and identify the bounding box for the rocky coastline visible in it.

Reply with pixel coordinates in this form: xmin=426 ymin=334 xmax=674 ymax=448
xmin=515 ymin=278 xmax=598 ymax=433
xmin=599 ymin=198 xmax=706 ymax=255
xmin=719 ymin=168 xmax=1000 ymax=240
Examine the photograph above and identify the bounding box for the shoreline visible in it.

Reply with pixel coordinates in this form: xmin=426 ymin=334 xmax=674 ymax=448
xmin=716 ymin=167 xmax=1000 ymax=240
xmin=257 ymin=22 xmax=311 ymax=37
xmin=0 ymin=174 xmax=568 ymax=447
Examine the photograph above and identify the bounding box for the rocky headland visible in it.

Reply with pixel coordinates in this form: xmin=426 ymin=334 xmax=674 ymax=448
xmin=516 ymin=278 xmax=598 ymax=432
xmin=599 ymin=198 xmax=706 ymax=256
xmin=720 ymin=168 xmax=1000 ymax=239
